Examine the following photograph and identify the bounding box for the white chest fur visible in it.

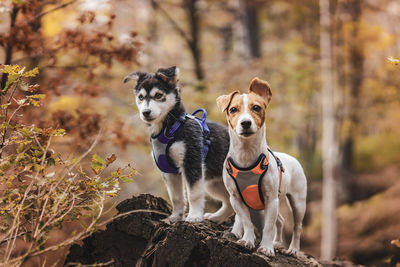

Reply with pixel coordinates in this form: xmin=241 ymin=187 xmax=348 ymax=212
xmin=168 ymin=141 xmax=186 ymax=169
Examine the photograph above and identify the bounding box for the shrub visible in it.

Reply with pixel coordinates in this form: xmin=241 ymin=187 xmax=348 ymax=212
xmin=0 ymin=65 xmax=134 ymax=266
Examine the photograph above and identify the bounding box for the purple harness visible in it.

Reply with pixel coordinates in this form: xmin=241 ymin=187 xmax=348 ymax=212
xmin=151 ymin=109 xmax=210 ymax=174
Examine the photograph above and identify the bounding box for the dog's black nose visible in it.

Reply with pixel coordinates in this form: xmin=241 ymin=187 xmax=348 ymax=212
xmin=142 ymin=110 xmax=151 ymax=118
xmin=241 ymin=120 xmax=251 ymax=129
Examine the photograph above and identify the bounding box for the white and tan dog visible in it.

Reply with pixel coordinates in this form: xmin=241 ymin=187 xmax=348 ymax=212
xmin=216 ymin=77 xmax=307 ymax=257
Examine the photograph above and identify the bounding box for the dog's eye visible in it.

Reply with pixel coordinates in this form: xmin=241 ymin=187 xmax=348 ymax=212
xmin=138 ymin=95 xmax=144 ymax=101
xmin=252 ymin=105 xmax=261 ymax=112
xmin=229 ymin=107 xmax=238 ymax=114
xmin=154 ymin=93 xmax=163 ymax=100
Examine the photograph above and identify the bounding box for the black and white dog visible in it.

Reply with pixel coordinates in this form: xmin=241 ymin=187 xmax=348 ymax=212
xmin=124 ymin=66 xmax=233 ymax=223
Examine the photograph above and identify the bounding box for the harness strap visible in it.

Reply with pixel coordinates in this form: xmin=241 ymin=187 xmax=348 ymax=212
xmin=189 ymin=108 xmax=210 ymax=160
xmin=151 ymin=109 xmax=211 ymax=174
xmin=267 ymin=148 xmax=285 ymax=195
xmin=166 ymin=113 xmax=187 ymax=137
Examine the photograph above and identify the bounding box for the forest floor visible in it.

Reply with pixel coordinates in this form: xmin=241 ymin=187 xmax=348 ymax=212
xmin=303 ymin=165 xmax=400 ymax=266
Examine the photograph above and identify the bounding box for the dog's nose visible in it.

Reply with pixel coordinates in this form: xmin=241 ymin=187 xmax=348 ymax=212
xmin=142 ymin=109 xmax=151 ymax=118
xmin=241 ymin=120 xmax=251 ymax=129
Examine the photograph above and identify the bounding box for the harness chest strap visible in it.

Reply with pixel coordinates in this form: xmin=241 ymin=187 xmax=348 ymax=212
xmin=226 ymin=149 xmax=284 ymax=211
xmin=151 ymin=109 xmax=211 ymax=174
xmin=267 ymin=148 xmax=285 ymax=196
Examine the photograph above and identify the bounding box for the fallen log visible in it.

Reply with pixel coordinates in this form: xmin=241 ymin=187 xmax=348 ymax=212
xmin=65 ymin=194 xmax=359 ymax=267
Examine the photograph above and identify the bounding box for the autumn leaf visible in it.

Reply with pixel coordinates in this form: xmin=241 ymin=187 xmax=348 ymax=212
xmin=106 ymin=154 xmax=117 ymax=165
xmin=391 ymin=239 xmax=400 ymax=248
xmin=387 ymin=56 xmax=399 ymax=65
xmin=91 ymin=154 xmax=105 ymax=174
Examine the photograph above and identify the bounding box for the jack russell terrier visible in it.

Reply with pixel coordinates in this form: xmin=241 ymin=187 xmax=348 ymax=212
xmin=216 ymin=77 xmax=307 ymax=257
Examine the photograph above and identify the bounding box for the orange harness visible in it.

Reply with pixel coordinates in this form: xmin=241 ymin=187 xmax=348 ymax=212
xmin=226 ymin=148 xmax=284 ymax=210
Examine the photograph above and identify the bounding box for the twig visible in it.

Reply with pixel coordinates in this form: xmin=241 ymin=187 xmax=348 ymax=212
xmin=0 ymin=78 xmax=21 ymax=158
xmin=65 ymin=259 xmax=115 ymax=267
xmin=150 ymin=0 xmax=193 ymax=47
xmin=27 ymin=0 xmax=77 ymax=24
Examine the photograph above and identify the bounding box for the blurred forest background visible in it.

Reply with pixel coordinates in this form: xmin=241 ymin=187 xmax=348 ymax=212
xmin=0 ymin=0 xmax=400 ymax=266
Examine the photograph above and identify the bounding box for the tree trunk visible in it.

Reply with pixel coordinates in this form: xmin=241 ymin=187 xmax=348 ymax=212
xmin=319 ymin=0 xmax=339 ymax=261
xmin=184 ymin=0 xmax=204 ymax=81
xmin=150 ymin=0 xmax=204 ymax=85
xmin=340 ymin=0 xmax=363 ymax=173
xmin=220 ymin=25 xmax=233 ymax=61
xmin=232 ymin=0 xmax=262 ymax=60
xmin=0 ymin=7 xmax=20 ymax=91
xmin=146 ymin=1 xmax=160 ymax=68
xmin=242 ymin=0 xmax=261 ymax=59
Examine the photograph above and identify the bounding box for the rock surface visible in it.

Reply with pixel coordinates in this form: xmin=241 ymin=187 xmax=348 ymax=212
xmin=65 ymin=194 xmax=359 ymax=267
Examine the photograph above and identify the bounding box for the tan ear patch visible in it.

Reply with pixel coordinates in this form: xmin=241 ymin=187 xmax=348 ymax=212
xmin=247 ymin=93 xmax=266 ymax=128
xmin=216 ymin=90 xmax=240 ymax=112
xmin=225 ymin=93 xmax=244 ymax=129
xmin=248 ymin=77 xmax=272 ymax=106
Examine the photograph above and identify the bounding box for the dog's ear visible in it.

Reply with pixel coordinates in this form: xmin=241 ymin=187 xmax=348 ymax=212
xmin=123 ymin=71 xmax=146 ymax=84
xmin=248 ymin=77 xmax=272 ymax=105
xmin=216 ymin=90 xmax=240 ymax=112
xmin=155 ymin=66 xmax=179 ymax=84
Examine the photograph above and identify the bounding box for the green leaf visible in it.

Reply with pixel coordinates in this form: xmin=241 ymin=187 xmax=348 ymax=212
xmin=16 ymin=143 xmax=24 ymax=153
xmin=28 ymin=98 xmax=41 ymax=107
xmin=0 ymin=103 xmax=11 ymax=109
xmin=18 ymin=127 xmax=31 ymax=138
xmin=3 ymin=75 xmax=16 ymax=94
xmin=27 ymin=94 xmax=46 ymax=99
xmin=23 ymin=67 xmax=39 ymax=77
xmin=52 ymin=129 xmax=66 ymax=137
xmin=120 ymin=176 xmax=133 ymax=183
xmin=91 ymin=154 xmax=105 ymax=174
xmin=1 ymin=65 xmax=21 ymax=75
xmin=3 ymin=212 xmax=13 ymax=226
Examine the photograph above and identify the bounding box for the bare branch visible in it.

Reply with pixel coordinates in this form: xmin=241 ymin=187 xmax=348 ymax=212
xmin=27 ymin=0 xmax=78 ymax=25
xmin=150 ymin=0 xmax=193 ymax=47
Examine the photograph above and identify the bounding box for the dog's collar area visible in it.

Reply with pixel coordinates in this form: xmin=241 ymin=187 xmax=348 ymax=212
xmin=150 ymin=108 xmax=211 ymax=174
xmin=226 ymin=148 xmax=284 ymax=211
xmin=226 ymin=153 xmax=269 ymax=173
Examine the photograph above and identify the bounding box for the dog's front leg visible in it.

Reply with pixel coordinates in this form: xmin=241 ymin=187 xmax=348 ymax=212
xmin=231 ymin=214 xmax=243 ymax=239
xmin=163 ymin=173 xmax=186 ymax=223
xmin=182 ymin=164 xmax=205 ymax=222
xmin=258 ymin=196 xmax=279 ymax=257
xmin=230 ymin=195 xmax=255 ymax=249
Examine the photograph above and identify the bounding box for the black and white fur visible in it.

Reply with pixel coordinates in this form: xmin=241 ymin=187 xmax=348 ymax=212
xmin=124 ymin=66 xmax=233 ymax=223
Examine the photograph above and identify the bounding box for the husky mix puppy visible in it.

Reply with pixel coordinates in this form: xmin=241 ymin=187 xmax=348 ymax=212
xmin=124 ymin=66 xmax=233 ymax=223
xmin=216 ymin=77 xmax=307 ymax=256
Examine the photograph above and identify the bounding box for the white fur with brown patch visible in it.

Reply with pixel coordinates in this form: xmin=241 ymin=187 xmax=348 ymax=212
xmin=216 ymin=77 xmax=307 ymax=257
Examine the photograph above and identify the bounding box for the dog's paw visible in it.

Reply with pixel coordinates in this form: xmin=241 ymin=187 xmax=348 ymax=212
xmin=273 ymin=241 xmax=285 ymax=250
xmin=231 ymin=230 xmax=243 ymax=239
xmin=204 ymin=212 xmax=224 ymax=223
xmin=284 ymin=247 xmax=300 ymax=257
xmin=237 ymin=239 xmax=255 ymax=249
xmin=222 ymin=231 xmax=238 ymax=240
xmin=204 ymin=212 xmax=213 ymax=220
xmin=257 ymin=246 xmax=275 ymax=257
xmin=185 ymin=214 xmax=203 ymax=223
xmin=168 ymin=213 xmax=184 ymax=223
